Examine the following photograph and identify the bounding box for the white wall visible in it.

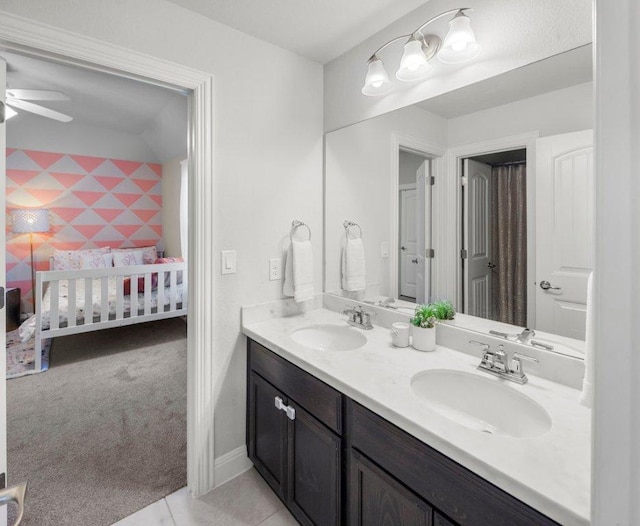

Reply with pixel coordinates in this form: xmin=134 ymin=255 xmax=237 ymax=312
xmin=325 ymin=105 xmax=446 ymax=296
xmin=0 ymin=0 xmax=323 ymax=467
xmin=7 ymin=115 xmax=160 ymax=161
xmin=448 ymin=82 xmax=593 ymax=146
xmin=142 ymin=95 xmax=189 ymax=162
xmin=161 ymin=156 xmax=184 ymax=257
xmin=323 ymin=0 xmax=592 ymax=132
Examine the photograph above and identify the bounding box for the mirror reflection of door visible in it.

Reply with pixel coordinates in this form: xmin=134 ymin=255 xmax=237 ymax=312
xmin=463 ymin=150 xmax=528 ymax=326
xmin=398 ymin=151 xmax=431 ymax=303
xmin=535 ymin=130 xmax=593 ymax=339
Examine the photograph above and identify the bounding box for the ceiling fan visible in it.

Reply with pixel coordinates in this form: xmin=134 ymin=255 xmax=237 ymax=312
xmin=5 ymin=88 xmax=73 ymax=123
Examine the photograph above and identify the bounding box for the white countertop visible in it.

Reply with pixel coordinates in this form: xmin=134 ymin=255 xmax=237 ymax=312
xmin=242 ymin=306 xmax=591 ymax=526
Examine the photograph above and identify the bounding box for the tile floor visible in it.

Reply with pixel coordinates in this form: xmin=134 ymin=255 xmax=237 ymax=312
xmin=112 ymin=469 xmax=299 ymax=526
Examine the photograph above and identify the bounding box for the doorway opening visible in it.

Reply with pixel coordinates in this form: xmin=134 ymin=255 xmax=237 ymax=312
xmin=398 ymin=149 xmax=432 ymax=304
xmin=2 ymin=48 xmax=191 ymax=525
xmin=460 ymin=148 xmax=527 ymax=325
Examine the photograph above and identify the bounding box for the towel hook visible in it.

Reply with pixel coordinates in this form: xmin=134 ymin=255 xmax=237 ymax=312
xmin=290 ymin=220 xmax=311 ymax=241
xmin=343 ymin=220 xmax=362 ymax=239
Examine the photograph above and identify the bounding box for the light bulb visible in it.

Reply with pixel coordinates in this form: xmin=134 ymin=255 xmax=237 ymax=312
xmin=438 ymin=10 xmax=481 ymax=64
xmin=362 ymin=56 xmax=392 ymax=96
xmin=396 ymin=38 xmax=431 ymax=82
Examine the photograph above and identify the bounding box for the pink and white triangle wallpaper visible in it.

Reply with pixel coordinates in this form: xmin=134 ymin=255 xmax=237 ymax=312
xmin=6 ymin=149 xmax=163 ymax=311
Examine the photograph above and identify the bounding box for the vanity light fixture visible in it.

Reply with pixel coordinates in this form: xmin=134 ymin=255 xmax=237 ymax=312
xmin=361 ymin=8 xmax=480 ymax=96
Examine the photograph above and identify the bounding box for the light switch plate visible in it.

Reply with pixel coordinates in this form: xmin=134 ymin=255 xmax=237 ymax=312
xmin=380 ymin=242 xmax=390 ymax=258
xmin=269 ymin=258 xmax=281 ymax=281
xmin=221 ymin=250 xmax=237 ymax=275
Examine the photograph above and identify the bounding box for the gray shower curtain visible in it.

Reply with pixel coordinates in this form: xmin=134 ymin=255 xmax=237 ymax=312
xmin=490 ymin=163 xmax=527 ymax=327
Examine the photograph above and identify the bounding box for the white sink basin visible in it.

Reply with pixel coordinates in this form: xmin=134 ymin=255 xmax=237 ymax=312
xmin=410 ymin=369 xmax=552 ymax=438
xmin=290 ymin=323 xmax=367 ymax=351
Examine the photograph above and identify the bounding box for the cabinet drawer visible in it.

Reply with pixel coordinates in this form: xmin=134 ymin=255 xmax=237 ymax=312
xmin=248 ymin=339 xmax=343 ymax=435
xmin=348 ymin=400 xmax=559 ymax=526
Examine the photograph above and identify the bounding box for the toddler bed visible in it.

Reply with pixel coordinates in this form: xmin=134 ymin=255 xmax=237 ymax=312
xmin=19 ymin=247 xmax=188 ymax=372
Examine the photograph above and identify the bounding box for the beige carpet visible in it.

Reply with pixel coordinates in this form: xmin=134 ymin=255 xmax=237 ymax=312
xmin=7 ymin=318 xmax=187 ymax=526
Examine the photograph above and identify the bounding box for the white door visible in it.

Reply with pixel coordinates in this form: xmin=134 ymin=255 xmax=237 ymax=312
xmin=415 ymin=161 xmax=431 ymax=304
xmin=399 ymin=187 xmax=417 ymax=298
xmin=463 ymin=159 xmax=492 ymax=318
xmin=0 ymin=59 xmax=8 ymax=482
xmin=536 ymin=130 xmax=593 ymax=339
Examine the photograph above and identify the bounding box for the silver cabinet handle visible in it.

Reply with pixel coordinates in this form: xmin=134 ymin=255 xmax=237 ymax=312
xmin=540 ymin=280 xmax=561 ymax=291
xmin=285 ymin=405 xmax=296 ymax=421
xmin=275 ymin=396 xmax=296 ymax=420
xmin=401 ymin=246 xmax=407 ymax=251
xmin=411 ymin=258 xmax=418 ymax=264
xmin=487 ymin=262 xmax=496 ymax=269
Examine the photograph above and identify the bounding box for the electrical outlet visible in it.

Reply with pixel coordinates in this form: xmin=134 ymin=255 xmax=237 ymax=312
xmin=269 ymin=258 xmax=282 ymax=281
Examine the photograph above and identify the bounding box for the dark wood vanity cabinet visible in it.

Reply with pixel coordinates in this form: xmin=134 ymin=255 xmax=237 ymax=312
xmin=247 ymin=339 xmax=560 ymax=526
xmin=247 ymin=340 xmax=342 ymax=526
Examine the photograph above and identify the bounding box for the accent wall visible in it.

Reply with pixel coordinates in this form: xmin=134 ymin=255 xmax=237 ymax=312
xmin=6 ymin=148 xmax=162 ymax=311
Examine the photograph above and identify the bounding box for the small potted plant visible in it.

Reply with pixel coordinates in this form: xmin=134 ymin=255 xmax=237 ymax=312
xmin=410 ymin=300 xmax=456 ymax=352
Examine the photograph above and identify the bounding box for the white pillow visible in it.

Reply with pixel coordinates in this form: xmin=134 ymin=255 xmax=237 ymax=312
xmin=53 ymin=247 xmax=111 ymax=270
xmin=113 ymin=250 xmax=144 ymax=267
xmin=80 ymin=252 xmax=114 ymax=269
xmin=112 ymin=246 xmax=158 ymax=264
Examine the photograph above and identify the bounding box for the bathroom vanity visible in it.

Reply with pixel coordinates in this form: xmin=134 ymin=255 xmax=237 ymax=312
xmin=243 ymin=301 xmax=590 ymax=526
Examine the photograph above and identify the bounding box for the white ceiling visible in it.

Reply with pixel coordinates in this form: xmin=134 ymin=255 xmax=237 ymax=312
xmin=2 ymin=51 xmax=185 ymax=134
xmin=164 ymin=0 xmax=429 ymax=64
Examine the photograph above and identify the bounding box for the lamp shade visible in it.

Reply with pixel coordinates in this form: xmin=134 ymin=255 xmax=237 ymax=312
xmin=361 ymin=56 xmax=392 ymax=96
xmin=11 ymin=208 xmax=49 ymax=234
xmin=438 ymin=10 xmax=481 ymax=64
xmin=396 ymin=39 xmax=431 ymax=82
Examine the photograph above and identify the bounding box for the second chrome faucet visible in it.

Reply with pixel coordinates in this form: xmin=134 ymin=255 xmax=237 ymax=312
xmin=470 ymin=340 xmax=538 ymax=384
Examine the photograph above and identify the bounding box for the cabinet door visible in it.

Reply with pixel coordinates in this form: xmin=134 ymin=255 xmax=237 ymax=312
xmin=350 ymin=449 xmax=431 ymax=526
xmin=248 ymin=372 xmax=288 ymax=498
xmin=287 ymin=402 xmax=341 ymax=526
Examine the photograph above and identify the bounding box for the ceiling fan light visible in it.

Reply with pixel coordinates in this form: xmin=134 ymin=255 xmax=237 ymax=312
xmin=396 ymin=39 xmax=432 ymax=82
xmin=438 ymin=10 xmax=481 ymax=64
xmin=362 ymin=56 xmax=392 ymax=96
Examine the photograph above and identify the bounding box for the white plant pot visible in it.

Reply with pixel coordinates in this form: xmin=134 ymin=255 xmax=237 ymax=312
xmin=412 ymin=326 xmax=436 ymax=352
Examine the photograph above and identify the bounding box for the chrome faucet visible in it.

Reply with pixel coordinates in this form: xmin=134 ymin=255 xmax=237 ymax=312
xmin=343 ymin=305 xmax=374 ymax=330
xmin=516 ymin=328 xmax=535 ymax=344
xmin=470 ymin=340 xmax=539 ymax=384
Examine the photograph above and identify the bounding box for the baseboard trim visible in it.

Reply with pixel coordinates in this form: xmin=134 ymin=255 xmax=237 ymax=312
xmin=214 ymin=445 xmax=253 ymax=488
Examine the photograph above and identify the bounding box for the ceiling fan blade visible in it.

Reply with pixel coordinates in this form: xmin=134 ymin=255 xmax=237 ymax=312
xmin=6 ymin=98 xmax=73 ymax=122
xmin=5 ymin=89 xmax=69 ymax=101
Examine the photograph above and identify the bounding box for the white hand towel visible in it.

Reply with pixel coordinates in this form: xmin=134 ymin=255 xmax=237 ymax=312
xmin=283 ymin=244 xmax=294 ymax=298
xmin=342 ymin=237 xmax=366 ymax=292
xmin=580 ymin=271 xmax=594 ymax=407
xmin=283 ymin=240 xmax=314 ymax=302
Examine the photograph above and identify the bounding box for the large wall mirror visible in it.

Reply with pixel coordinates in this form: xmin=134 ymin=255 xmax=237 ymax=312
xmin=324 ymin=44 xmax=593 ymax=356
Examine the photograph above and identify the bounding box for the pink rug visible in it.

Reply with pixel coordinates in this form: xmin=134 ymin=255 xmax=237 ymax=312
xmin=6 ymin=329 xmax=51 ymax=379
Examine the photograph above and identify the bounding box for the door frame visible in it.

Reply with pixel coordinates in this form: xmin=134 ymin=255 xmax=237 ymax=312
xmin=389 ymin=132 xmax=445 ymax=300
xmin=445 ymin=131 xmax=538 ymax=328
xmin=0 ymin=13 xmax=217 ymax=496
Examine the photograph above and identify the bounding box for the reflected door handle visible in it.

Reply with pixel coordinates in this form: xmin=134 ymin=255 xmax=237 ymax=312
xmin=540 ymin=280 xmax=561 ymax=291
xmin=411 ymin=258 xmax=418 ymax=264
xmin=401 ymin=246 xmax=407 ymax=251
xmin=487 ymin=262 xmax=496 ymax=269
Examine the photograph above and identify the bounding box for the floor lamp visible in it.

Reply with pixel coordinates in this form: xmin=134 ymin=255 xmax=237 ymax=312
xmin=11 ymin=208 xmax=50 ymax=306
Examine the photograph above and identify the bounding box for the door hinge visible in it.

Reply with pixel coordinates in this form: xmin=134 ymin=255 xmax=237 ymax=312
xmin=429 ymin=176 xmax=435 ymax=186
xmin=460 ymin=249 xmax=468 ymax=259
xmin=461 ymin=175 xmax=468 ymax=186
xmin=425 ymin=248 xmax=435 ymax=258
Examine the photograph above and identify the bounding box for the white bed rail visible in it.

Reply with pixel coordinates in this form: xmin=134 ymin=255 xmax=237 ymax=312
xmin=34 ymin=262 xmax=188 ymax=371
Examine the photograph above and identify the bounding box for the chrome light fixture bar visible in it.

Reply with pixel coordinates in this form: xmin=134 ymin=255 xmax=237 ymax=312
xmin=362 ymin=8 xmax=480 ymax=96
